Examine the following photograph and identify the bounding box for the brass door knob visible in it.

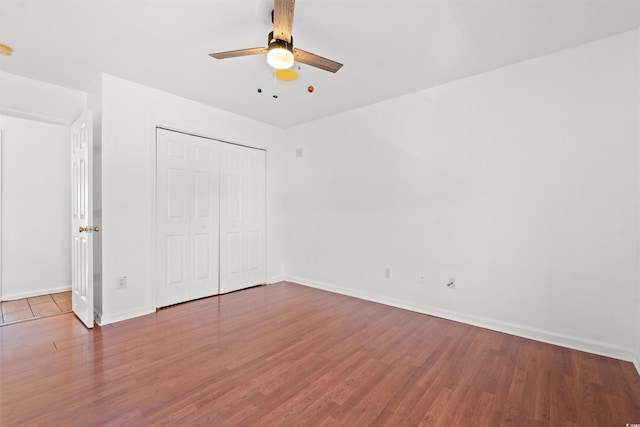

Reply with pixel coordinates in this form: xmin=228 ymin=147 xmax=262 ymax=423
xmin=79 ymin=226 xmax=88 ymax=233
xmin=93 ymin=226 xmax=100 ymax=233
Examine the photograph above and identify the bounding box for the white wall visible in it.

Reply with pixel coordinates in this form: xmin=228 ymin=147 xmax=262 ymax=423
xmin=0 ymin=71 xmax=86 ymax=125
xmin=284 ymin=30 xmax=639 ymax=361
xmin=0 ymin=115 xmax=71 ymax=299
xmin=94 ymin=73 xmax=285 ymax=324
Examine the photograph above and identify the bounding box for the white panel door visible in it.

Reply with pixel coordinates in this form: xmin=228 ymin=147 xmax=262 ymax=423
xmin=156 ymin=129 xmax=219 ymax=307
xmin=71 ymin=111 xmax=94 ymax=328
xmin=220 ymin=144 xmax=266 ymax=293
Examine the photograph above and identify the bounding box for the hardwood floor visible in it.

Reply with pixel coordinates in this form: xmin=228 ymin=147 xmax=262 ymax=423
xmin=1 ymin=282 xmax=638 ymax=426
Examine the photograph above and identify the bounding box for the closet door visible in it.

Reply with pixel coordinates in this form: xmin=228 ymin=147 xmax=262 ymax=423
xmin=219 ymin=144 xmax=266 ymax=293
xmin=156 ymin=129 xmax=220 ymax=307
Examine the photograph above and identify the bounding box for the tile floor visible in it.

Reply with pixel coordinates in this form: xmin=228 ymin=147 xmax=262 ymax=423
xmin=0 ymin=291 xmax=72 ymax=326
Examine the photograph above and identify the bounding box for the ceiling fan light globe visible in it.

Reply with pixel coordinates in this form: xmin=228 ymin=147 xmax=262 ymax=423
xmin=267 ymin=47 xmax=294 ymax=69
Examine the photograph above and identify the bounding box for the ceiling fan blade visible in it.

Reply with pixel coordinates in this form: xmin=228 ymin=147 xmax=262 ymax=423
xmin=273 ymin=0 xmax=295 ymax=43
xmin=209 ymin=47 xmax=267 ymax=60
xmin=294 ymin=49 xmax=343 ymax=73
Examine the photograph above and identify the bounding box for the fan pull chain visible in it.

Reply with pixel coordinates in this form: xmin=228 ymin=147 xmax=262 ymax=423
xmin=272 ymin=71 xmax=278 ymax=98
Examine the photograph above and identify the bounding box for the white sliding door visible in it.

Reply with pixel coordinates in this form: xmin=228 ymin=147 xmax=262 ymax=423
xmin=219 ymin=143 xmax=266 ymax=294
xmin=156 ymin=129 xmax=220 ymax=307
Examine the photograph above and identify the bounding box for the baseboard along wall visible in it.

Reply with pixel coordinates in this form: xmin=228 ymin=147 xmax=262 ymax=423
xmin=1 ymin=285 xmax=72 ymax=302
xmin=285 ymin=276 xmax=640 ymax=377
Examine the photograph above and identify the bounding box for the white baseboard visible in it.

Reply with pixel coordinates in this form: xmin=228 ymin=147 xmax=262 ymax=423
xmin=97 ymin=306 xmax=156 ymax=326
xmin=1 ymin=285 xmax=72 ymax=301
xmin=268 ymin=276 xmax=285 ymax=284
xmin=633 ymin=352 xmax=640 ymax=377
xmin=285 ymin=276 xmax=637 ymax=364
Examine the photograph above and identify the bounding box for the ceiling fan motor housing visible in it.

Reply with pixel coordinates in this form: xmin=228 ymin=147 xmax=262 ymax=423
xmin=268 ymin=31 xmax=293 ymax=53
xmin=267 ymin=31 xmax=295 ymax=69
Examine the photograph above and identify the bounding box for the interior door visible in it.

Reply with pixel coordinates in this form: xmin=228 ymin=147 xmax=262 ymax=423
xmin=71 ymin=111 xmax=94 ymax=328
xmin=219 ymin=143 xmax=266 ymax=294
xmin=156 ymin=129 xmax=220 ymax=307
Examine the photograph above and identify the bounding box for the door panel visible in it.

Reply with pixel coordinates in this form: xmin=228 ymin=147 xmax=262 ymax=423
xmin=227 ymin=232 xmax=241 ymax=275
xmin=227 ymin=176 xmax=241 ymax=217
xmin=71 ymin=111 xmax=94 ymax=328
xmin=167 ymin=169 xmax=186 ymax=218
xmin=247 ymin=231 xmax=259 ymax=271
xmin=247 ymin=177 xmax=259 ymax=216
xmin=219 ymin=144 xmax=266 ymax=293
xmin=167 ymin=235 xmax=186 ymax=286
xmin=194 ymin=234 xmax=211 ymax=280
xmin=195 ymin=144 xmax=211 ymax=162
xmin=156 ymin=129 xmax=220 ymax=307
xmin=195 ymin=171 xmax=211 ymax=217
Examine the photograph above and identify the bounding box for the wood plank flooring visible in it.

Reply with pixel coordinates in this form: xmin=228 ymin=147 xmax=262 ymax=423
xmin=1 ymin=282 xmax=638 ymax=426
xmin=0 ymin=291 xmax=72 ymax=325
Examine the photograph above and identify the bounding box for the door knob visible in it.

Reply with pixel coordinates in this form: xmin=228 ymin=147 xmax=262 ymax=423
xmin=93 ymin=226 xmax=100 ymax=233
xmin=79 ymin=226 xmax=88 ymax=233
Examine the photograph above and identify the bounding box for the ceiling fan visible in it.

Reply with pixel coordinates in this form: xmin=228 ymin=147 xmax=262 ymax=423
xmin=209 ymin=0 xmax=343 ymax=73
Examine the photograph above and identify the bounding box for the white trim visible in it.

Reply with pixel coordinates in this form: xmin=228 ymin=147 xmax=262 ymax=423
xmin=268 ymin=276 xmax=285 ymax=284
xmin=0 ymin=107 xmax=72 ymax=126
xmin=148 ymin=115 xmax=158 ymax=312
xmin=156 ymin=126 xmax=266 ymax=152
xmin=96 ymin=306 xmax=156 ymax=326
xmin=2 ymin=285 xmax=72 ymax=301
xmin=0 ymin=128 xmax=3 ymax=302
xmin=286 ymin=276 xmax=638 ymax=364
xmin=633 ymin=352 xmax=640 ymax=376
xmin=94 ymin=308 xmax=102 ymax=325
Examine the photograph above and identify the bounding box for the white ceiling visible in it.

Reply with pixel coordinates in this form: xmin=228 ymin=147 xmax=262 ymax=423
xmin=0 ymin=0 xmax=638 ymax=128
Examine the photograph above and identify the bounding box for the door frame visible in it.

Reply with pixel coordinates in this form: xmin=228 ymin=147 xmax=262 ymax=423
xmin=148 ymin=119 xmax=267 ymax=309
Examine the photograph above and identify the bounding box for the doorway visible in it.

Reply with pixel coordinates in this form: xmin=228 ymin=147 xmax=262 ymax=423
xmin=0 ymin=115 xmax=72 ymax=303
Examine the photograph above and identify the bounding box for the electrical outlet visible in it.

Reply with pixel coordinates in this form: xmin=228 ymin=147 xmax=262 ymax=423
xmin=118 ymin=276 xmax=127 ymax=289
xmin=384 ymin=267 xmax=391 ymax=279
xmin=446 ymin=277 xmax=455 ymax=289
